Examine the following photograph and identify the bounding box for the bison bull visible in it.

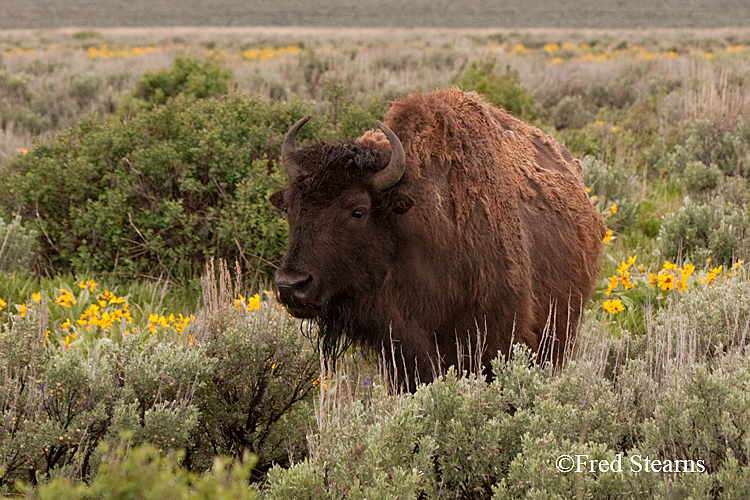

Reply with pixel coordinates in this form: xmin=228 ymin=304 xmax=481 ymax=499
xmin=270 ymin=88 xmax=606 ymax=389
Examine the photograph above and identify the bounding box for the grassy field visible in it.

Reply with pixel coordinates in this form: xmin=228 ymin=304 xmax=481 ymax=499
xmin=2 ymin=26 xmax=750 ymax=498
xmin=3 ymin=0 xmax=750 ymax=30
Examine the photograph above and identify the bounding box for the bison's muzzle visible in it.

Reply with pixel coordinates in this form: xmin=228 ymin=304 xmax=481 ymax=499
xmin=275 ymin=268 xmax=319 ymax=318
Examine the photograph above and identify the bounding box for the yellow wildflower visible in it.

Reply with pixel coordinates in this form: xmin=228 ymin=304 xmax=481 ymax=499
xmin=233 ymin=294 xmax=246 ymax=309
xmin=62 ymin=319 xmax=71 ymax=330
xmin=32 ymin=292 xmax=40 ymax=303
xmin=663 ymin=261 xmax=677 ymax=271
xmin=605 ymin=275 xmax=618 ymax=296
xmin=612 ymin=203 xmax=618 ymax=214
xmin=682 ymin=263 xmax=695 ymax=278
xmin=657 ymin=272 xmax=675 ymax=291
xmin=732 ymin=260 xmax=744 ymax=276
xmin=702 ymin=265 xmax=723 ymax=285
xmin=620 ymin=271 xmax=636 ymax=290
xmin=648 ymin=272 xmax=658 ymax=288
xmin=247 ymin=293 xmax=261 ymax=311
xmin=55 ymin=289 xmax=77 ymax=308
xmin=0 ymin=298 xmax=6 ymax=312
xmin=603 ymin=299 xmax=625 ymax=314
xmin=602 ymin=229 xmax=613 ymax=244
xmin=617 ymin=256 xmax=637 ymax=275
xmin=18 ymin=304 xmax=27 ymax=318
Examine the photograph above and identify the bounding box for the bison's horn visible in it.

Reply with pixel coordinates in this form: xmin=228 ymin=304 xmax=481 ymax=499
xmin=281 ymin=115 xmax=311 ymax=182
xmin=371 ymin=121 xmax=406 ymax=191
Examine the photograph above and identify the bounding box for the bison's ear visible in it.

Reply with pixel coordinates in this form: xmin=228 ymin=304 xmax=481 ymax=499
xmin=391 ymin=192 xmax=414 ymax=214
xmin=269 ymin=190 xmax=287 ymax=211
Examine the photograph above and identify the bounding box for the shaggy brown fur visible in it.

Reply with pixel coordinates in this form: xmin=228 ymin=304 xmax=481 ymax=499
xmin=272 ymin=88 xmax=606 ymax=389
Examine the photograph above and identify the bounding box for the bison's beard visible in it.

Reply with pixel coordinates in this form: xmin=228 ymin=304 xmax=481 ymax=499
xmin=308 ymin=302 xmax=355 ymax=369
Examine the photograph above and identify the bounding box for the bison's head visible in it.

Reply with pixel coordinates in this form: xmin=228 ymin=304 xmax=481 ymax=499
xmin=270 ymin=117 xmax=414 ymax=321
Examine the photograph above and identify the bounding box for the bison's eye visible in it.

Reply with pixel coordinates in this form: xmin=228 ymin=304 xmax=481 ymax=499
xmin=352 ymin=209 xmax=367 ymax=219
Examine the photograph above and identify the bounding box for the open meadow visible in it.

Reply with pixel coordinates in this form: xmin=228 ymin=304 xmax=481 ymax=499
xmin=2 ymin=26 xmax=750 ymax=498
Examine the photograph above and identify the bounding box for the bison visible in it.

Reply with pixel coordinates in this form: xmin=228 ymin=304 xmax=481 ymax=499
xmin=270 ymin=88 xmax=606 ymax=389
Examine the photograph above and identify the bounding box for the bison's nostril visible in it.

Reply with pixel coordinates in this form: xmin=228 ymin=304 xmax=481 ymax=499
xmin=275 ymin=269 xmax=313 ymax=305
xmin=275 ymin=271 xmax=312 ymax=289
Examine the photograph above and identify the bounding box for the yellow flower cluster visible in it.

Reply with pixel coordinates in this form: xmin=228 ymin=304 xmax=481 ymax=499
xmin=603 ymin=299 xmax=625 ymax=315
xmin=148 ymin=313 xmax=194 ymax=335
xmin=2 ymin=280 xmax=204 ymax=349
xmin=511 ymin=40 xmax=749 ymax=66
xmin=55 ymin=289 xmax=77 ymax=308
xmin=233 ymin=292 xmax=275 ymax=312
xmin=701 ymin=265 xmax=722 ymax=285
xmin=242 ymin=45 xmax=301 ymax=62
xmin=606 ymin=256 xmax=637 ymax=300
xmin=2 ymin=47 xmax=37 ymax=57
xmin=78 ymin=279 xmax=98 ymax=291
xmin=604 ymin=257 xmax=746 ymax=317
xmin=312 ymin=375 xmax=328 ymax=390
xmin=700 ymin=260 xmax=743 ymax=286
xmin=647 ymin=261 xmax=694 ymax=293
xmin=87 ymin=44 xmax=158 ymax=59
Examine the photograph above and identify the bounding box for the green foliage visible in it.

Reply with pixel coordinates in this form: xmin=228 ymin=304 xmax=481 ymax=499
xmin=647 ymin=275 xmax=750 ymax=360
xmin=264 ymin=325 xmax=750 ymax=499
xmin=550 ymin=95 xmax=594 ymax=130
xmin=30 ymin=441 xmax=256 ymax=500
xmin=659 ymin=197 xmax=750 ymax=265
xmin=0 ymin=270 xmax=318 ymax=492
xmin=581 ymin=156 xmax=640 ymax=233
xmin=124 ymin=57 xmax=234 ymax=112
xmin=0 ymin=216 xmax=39 ymax=273
xmin=667 ymin=117 xmax=750 ymax=178
xmin=188 ymin=273 xmax=319 ymax=475
xmin=0 ymin=70 xmax=41 ymax=133
xmin=681 ymin=160 xmax=723 ymax=195
xmin=1 ymin=93 xmax=316 ymax=282
xmin=453 ymin=61 xmax=538 ymax=121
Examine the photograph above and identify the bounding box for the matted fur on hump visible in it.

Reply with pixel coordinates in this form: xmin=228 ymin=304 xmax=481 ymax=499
xmin=381 ymin=88 xmax=603 ymax=278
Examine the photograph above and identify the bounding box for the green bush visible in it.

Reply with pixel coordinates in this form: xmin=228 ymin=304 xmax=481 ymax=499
xmin=0 ymin=269 xmax=317 ymax=492
xmin=659 ymin=197 xmax=750 ymax=265
xmin=29 ymin=441 xmax=256 ymax=500
xmin=263 ymin=321 xmax=750 ymax=499
xmin=0 ymin=216 xmax=39 ymax=272
xmin=667 ymin=117 xmax=750 ymax=178
xmin=681 ymin=160 xmax=723 ymax=195
xmin=124 ymin=57 xmax=235 ymax=112
xmin=551 ymin=95 xmax=594 ymax=130
xmin=581 ymin=156 xmax=640 ymax=233
xmin=1 ymin=94 xmax=316 ymax=282
xmin=453 ymin=61 xmax=538 ymax=121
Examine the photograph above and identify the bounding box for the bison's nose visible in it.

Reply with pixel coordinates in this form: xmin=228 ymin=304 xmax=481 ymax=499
xmin=275 ymin=268 xmax=313 ymax=306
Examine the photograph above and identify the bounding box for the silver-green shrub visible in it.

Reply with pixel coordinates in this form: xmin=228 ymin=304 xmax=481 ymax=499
xmin=0 ymin=215 xmax=38 ymax=273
